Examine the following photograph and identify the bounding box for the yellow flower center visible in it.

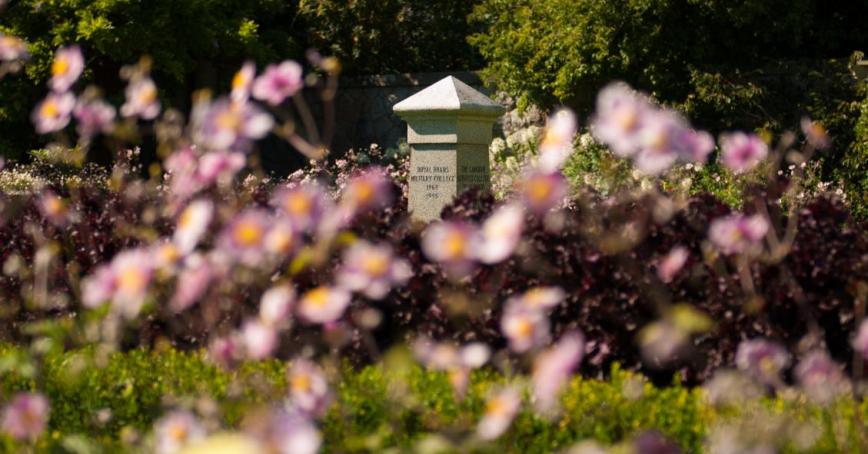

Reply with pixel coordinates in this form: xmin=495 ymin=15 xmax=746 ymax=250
xmin=361 ymin=253 xmax=389 ymax=277
xmin=286 ymin=193 xmax=312 ymax=216
xmin=168 ymin=424 xmax=188 ymax=442
xmin=513 ymin=318 xmax=533 ymax=338
xmin=267 ymin=230 xmax=293 ymax=253
xmin=232 ymin=70 xmax=248 ymax=91
xmin=291 ymin=373 xmax=312 ymax=393
xmin=117 ymin=267 xmax=147 ymax=293
xmin=179 ymin=207 xmax=195 ymax=229
xmin=158 ymin=244 xmax=180 ymax=265
xmin=51 ymin=57 xmax=69 ymax=77
xmin=44 ymin=197 xmax=64 ymax=216
xmin=527 ymin=178 xmax=552 ymax=202
xmin=352 ymin=181 xmax=374 ymax=205
xmin=304 ymin=287 xmax=330 ymax=308
xmin=233 ymin=222 xmax=263 ymax=247
xmin=617 ymin=108 xmax=638 ymax=131
xmin=137 ymin=84 xmax=157 ymax=105
xmin=40 ymin=100 xmax=60 ymax=119
xmin=215 ymin=109 xmax=241 ymax=131
xmin=444 ymin=231 xmax=466 ymax=259
xmin=485 ymin=397 xmax=507 ymax=416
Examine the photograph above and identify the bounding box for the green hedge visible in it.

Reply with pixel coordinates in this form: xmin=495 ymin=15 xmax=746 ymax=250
xmin=0 ymin=346 xmax=866 ymax=452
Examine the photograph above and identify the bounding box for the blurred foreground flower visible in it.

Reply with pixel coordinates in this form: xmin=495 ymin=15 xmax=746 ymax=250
xmin=518 ymin=170 xmax=568 ymax=215
xmin=155 ymin=410 xmax=206 ymax=454
xmin=1 ymin=392 xmax=49 ymax=441
xmin=532 ymin=331 xmax=584 ymax=414
xmin=476 ymin=387 xmax=521 ymax=440
xmin=297 ymin=286 xmax=351 ymax=324
xmin=252 ymin=60 xmax=304 ymax=106
xmin=477 ymin=202 xmax=524 ymax=264
xmin=121 ymin=76 xmax=160 ymax=120
xmin=537 ymin=109 xmax=577 ymax=172
xmin=74 ymin=96 xmax=116 ymax=138
xmin=794 ymin=350 xmax=847 ymax=404
xmin=336 ymin=240 xmax=411 ymax=299
xmin=657 ymin=245 xmax=688 ymax=283
xmin=82 ymin=248 xmax=154 ymax=318
xmin=708 ymin=213 xmax=768 ymax=255
xmin=719 ymin=132 xmax=768 ymax=173
xmin=853 ymin=319 xmax=868 ymax=360
xmin=0 ymin=33 xmax=28 ymax=63
xmin=591 ymin=82 xmax=712 ymax=175
xmin=32 ymin=91 xmax=75 ymax=134
xmin=735 ymin=339 xmax=790 ymax=386
xmin=49 ymin=45 xmax=83 ymax=92
xmin=421 ymin=221 xmax=481 ymax=277
xmin=287 ymin=359 xmax=332 ymax=417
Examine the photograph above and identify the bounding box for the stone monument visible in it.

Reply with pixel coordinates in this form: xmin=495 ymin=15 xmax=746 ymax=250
xmin=393 ymin=76 xmax=504 ymax=222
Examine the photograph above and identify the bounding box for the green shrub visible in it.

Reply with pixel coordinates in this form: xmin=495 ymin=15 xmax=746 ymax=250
xmin=0 ymin=346 xmax=866 ymax=452
xmin=296 ymin=0 xmax=482 ymax=75
xmin=844 ymin=91 xmax=868 ymax=218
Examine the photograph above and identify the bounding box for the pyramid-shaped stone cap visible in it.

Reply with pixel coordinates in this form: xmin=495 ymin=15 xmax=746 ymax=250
xmin=393 ymin=76 xmax=504 ymax=118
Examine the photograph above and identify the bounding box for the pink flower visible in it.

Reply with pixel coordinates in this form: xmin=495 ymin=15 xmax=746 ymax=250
xmin=657 ymin=246 xmax=688 ymax=283
xmin=853 ymin=319 xmax=868 ymax=360
xmin=519 ymin=170 xmax=568 ymax=214
xmin=81 ymin=265 xmax=116 ymax=308
xmin=336 ymin=240 xmax=412 ymax=300
xmin=151 ymin=240 xmax=182 ymax=273
xmin=32 ymin=91 xmax=75 ymax=134
xmin=259 ymin=284 xmax=296 ymax=327
xmin=154 ymin=410 xmax=206 ymax=454
xmin=109 ymin=248 xmax=154 ymax=318
xmin=413 ymin=339 xmax=490 ymax=397
xmin=49 ymin=45 xmax=83 ymax=92
xmin=252 ymin=60 xmax=304 ymax=106
xmin=631 ymin=110 xmax=685 ymax=175
xmin=208 ymin=335 xmax=241 ymax=369
xmin=264 ymin=219 xmax=298 ymax=258
xmin=794 ymin=350 xmax=847 ymax=404
xmin=673 ymin=127 xmax=715 ymax=163
xmin=217 ymin=209 xmax=271 ymax=266
xmin=531 ymin=331 xmax=585 ymax=414
xmin=297 ymin=286 xmax=351 ymax=324
xmin=174 ymin=199 xmax=214 ymax=254
xmin=735 ymin=339 xmax=790 ymax=386
xmin=719 ymin=132 xmax=768 ymax=173
xmin=1 ymin=393 xmax=49 ymax=441
xmin=121 ymin=76 xmax=160 ymax=120
xmin=73 ymin=97 xmax=115 ymax=137
xmin=249 ymin=408 xmax=321 ymax=454
xmin=508 ymin=286 xmax=566 ymax=312
xmin=0 ymin=34 xmax=28 ymax=63
xmin=421 ymin=221 xmax=481 ymax=277
xmin=476 ymin=387 xmax=521 ymax=440
xmin=501 ymin=304 xmax=550 ymax=353
xmin=287 ymin=359 xmax=332 ymax=417
xmin=231 ymin=61 xmax=256 ymax=103
xmin=708 ymin=213 xmax=768 ymax=255
xmin=478 ymin=202 xmax=524 ymax=264
xmin=196 ymin=150 xmax=246 ymax=187
xmin=170 ymin=255 xmax=214 ymax=313
xmin=270 ymin=184 xmax=329 ymax=233
xmin=199 ymin=98 xmax=273 ymax=151
xmin=241 ymin=319 xmax=278 ymax=360
xmin=801 ymin=117 xmax=830 ymax=150
xmin=591 ymin=82 xmax=651 ymax=157
xmin=38 ymin=190 xmax=69 ymax=226
xmin=538 ymin=109 xmax=577 ymax=172
xmin=340 ymin=167 xmax=392 ymax=216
